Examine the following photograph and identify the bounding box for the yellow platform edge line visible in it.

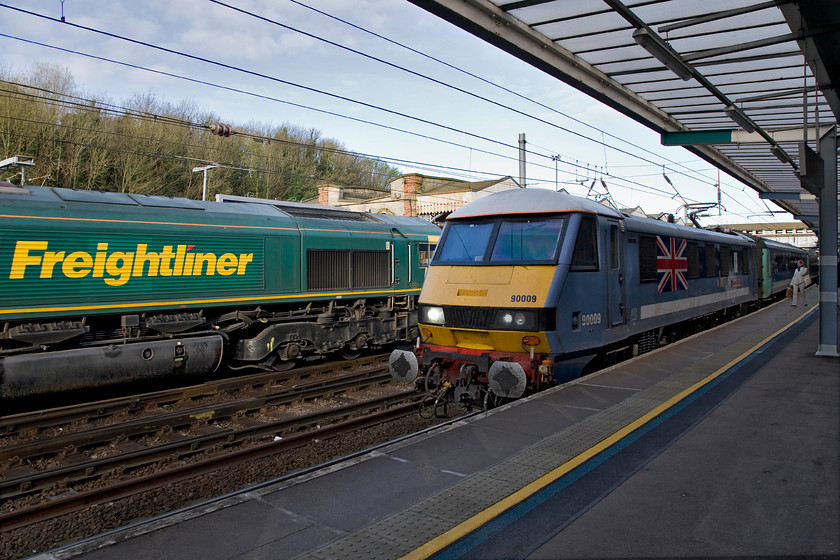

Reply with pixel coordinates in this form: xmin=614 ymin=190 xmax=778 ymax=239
xmin=401 ymin=306 xmax=815 ymax=560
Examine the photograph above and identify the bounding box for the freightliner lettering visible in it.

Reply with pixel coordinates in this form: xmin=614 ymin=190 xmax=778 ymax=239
xmin=9 ymin=241 xmax=254 ymax=287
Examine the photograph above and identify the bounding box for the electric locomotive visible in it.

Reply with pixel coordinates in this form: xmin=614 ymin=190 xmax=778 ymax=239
xmin=389 ymin=188 xmax=761 ymax=409
xmin=0 ymin=183 xmax=440 ymax=397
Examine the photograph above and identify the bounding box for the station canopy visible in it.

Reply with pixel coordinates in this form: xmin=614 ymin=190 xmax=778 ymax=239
xmin=409 ymin=0 xmax=840 ymax=234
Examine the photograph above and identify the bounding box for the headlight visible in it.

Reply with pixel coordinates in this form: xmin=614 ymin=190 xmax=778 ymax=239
xmin=495 ymin=309 xmax=535 ymax=331
xmin=422 ymin=306 xmax=446 ymax=325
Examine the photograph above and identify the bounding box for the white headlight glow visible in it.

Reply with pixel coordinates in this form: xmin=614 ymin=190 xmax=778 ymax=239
xmin=425 ymin=306 xmax=445 ymax=324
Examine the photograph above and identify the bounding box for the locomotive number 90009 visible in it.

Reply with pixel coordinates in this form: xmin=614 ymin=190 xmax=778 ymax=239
xmin=581 ymin=313 xmax=602 ymax=326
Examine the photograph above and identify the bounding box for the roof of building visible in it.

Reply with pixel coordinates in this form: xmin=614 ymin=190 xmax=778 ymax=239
xmin=715 ymin=222 xmax=814 ymax=232
xmin=414 ymin=175 xmax=519 ymax=195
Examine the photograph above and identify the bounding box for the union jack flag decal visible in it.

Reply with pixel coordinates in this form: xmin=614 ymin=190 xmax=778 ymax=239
xmin=657 ymin=235 xmax=688 ymax=293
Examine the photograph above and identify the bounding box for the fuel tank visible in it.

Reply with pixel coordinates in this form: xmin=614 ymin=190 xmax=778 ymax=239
xmin=0 ymin=335 xmax=223 ymax=397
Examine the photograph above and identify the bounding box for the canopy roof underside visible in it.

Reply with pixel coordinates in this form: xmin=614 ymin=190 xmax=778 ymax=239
xmin=409 ymin=0 xmax=840 ymax=234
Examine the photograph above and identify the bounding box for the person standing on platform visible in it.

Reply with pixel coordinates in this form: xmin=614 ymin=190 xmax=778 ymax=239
xmin=790 ymin=259 xmax=810 ymax=307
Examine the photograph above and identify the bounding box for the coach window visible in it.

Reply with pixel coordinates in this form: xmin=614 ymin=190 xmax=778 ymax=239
xmin=778 ymin=256 xmax=787 ymax=272
xmin=571 ymin=215 xmax=598 ymax=271
xmin=719 ymin=246 xmax=730 ymax=277
xmin=639 ymin=235 xmax=657 ymax=281
xmin=731 ymin=249 xmax=747 ymax=275
xmin=418 ymin=243 xmax=436 ymax=268
xmin=686 ymin=241 xmax=700 ymax=279
xmin=704 ymin=244 xmax=717 ymax=277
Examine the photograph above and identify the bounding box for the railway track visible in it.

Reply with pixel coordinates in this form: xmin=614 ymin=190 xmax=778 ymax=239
xmin=1 ymin=354 xmax=390 ymax=438
xmin=0 ymin=355 xmax=430 ymax=535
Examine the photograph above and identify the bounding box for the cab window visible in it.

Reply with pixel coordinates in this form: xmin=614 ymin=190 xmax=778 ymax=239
xmin=418 ymin=242 xmax=436 ymax=267
xmin=571 ymin=215 xmax=598 ymax=271
xmin=490 ymin=218 xmax=564 ymax=262
xmin=435 ymin=222 xmax=494 ymax=262
xmin=434 ymin=216 xmax=564 ymax=264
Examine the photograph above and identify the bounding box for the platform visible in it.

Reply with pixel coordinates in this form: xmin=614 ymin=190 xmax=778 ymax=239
xmin=36 ymin=289 xmax=839 ymax=560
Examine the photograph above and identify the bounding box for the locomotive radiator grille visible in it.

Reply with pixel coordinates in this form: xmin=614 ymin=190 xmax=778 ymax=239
xmin=307 ymin=249 xmax=389 ymax=291
xmin=426 ymin=305 xmax=556 ymax=331
xmin=446 ymin=306 xmax=496 ymax=330
xmin=353 ymin=251 xmax=390 ymax=289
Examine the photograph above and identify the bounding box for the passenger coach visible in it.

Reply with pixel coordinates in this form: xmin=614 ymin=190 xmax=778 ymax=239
xmin=390 ymin=188 xmax=760 ymax=409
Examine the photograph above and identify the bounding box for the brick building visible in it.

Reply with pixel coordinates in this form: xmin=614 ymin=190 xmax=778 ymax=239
xmin=310 ymin=173 xmax=521 ymax=222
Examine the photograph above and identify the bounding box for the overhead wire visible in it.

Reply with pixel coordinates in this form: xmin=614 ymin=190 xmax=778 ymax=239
xmin=0 ymin=5 xmax=537 ymax=162
xmin=0 ymin=35 xmax=523 ymax=167
xmin=280 ymin=0 xmax=781 ymax=219
xmin=211 ymin=0 xmax=730 ymax=194
xmin=0 ymin=1 xmax=724 ymax=197
xmin=0 ymin=36 xmax=686 ymax=202
xmin=0 ymin=108 xmax=500 ymax=188
xmin=0 ymin=4 xmax=767 ymax=216
xmin=286 ymin=0 xmax=727 ymax=191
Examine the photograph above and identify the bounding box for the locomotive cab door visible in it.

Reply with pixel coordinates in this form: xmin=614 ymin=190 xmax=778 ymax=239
xmin=390 ymin=228 xmax=409 ymax=288
xmin=607 ymin=220 xmax=626 ymax=326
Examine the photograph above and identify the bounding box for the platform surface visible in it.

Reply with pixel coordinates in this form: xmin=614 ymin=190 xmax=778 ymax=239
xmin=38 ymin=291 xmax=839 ymax=560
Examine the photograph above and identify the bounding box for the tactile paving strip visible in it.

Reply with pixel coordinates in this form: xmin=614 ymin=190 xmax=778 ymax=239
xmin=296 ymin=305 xmax=809 ymax=559
xmin=305 ymin=528 xmax=410 ymax=560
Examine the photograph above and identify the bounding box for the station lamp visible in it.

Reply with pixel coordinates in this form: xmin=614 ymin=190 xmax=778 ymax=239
xmin=192 ymin=164 xmax=219 ymax=201
xmin=724 ymin=105 xmax=756 ymax=134
xmin=632 ymin=28 xmax=693 ymax=81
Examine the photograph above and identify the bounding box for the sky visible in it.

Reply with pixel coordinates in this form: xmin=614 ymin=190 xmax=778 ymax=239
xmin=0 ymin=0 xmax=791 ymax=225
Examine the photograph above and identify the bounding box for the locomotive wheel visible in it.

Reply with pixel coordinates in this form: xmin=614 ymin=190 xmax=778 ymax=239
xmin=270 ymin=359 xmax=296 ymax=372
xmin=339 ymin=348 xmax=361 ymax=360
xmin=264 ymin=352 xmax=296 ymax=372
xmin=339 ymin=334 xmax=367 ymax=360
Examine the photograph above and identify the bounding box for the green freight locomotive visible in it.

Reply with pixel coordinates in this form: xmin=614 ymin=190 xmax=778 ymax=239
xmin=0 ymin=182 xmax=440 ymax=397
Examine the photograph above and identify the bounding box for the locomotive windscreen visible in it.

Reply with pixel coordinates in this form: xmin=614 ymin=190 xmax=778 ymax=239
xmin=434 ymin=217 xmax=564 ymax=264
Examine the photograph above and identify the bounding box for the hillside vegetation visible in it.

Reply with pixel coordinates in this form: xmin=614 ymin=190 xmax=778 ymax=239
xmin=0 ymin=65 xmax=400 ymax=201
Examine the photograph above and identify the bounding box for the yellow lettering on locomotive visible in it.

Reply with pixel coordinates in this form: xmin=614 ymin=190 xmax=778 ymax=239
xmin=216 ymin=253 xmax=238 ymax=275
xmin=236 ymin=253 xmax=253 ymax=275
xmin=8 ymin=240 xmax=254 ymax=285
xmin=62 ymin=251 xmax=93 ymax=278
xmin=93 ymin=243 xmax=108 ymax=277
xmin=159 ymin=245 xmax=177 ymax=276
xmin=133 ymin=244 xmax=161 ymax=277
xmin=9 ymin=240 xmax=47 ymax=279
xmin=41 ymin=251 xmax=65 ymax=278
xmin=193 ymin=253 xmax=217 ymax=276
xmin=104 ymin=251 xmax=135 ymax=286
